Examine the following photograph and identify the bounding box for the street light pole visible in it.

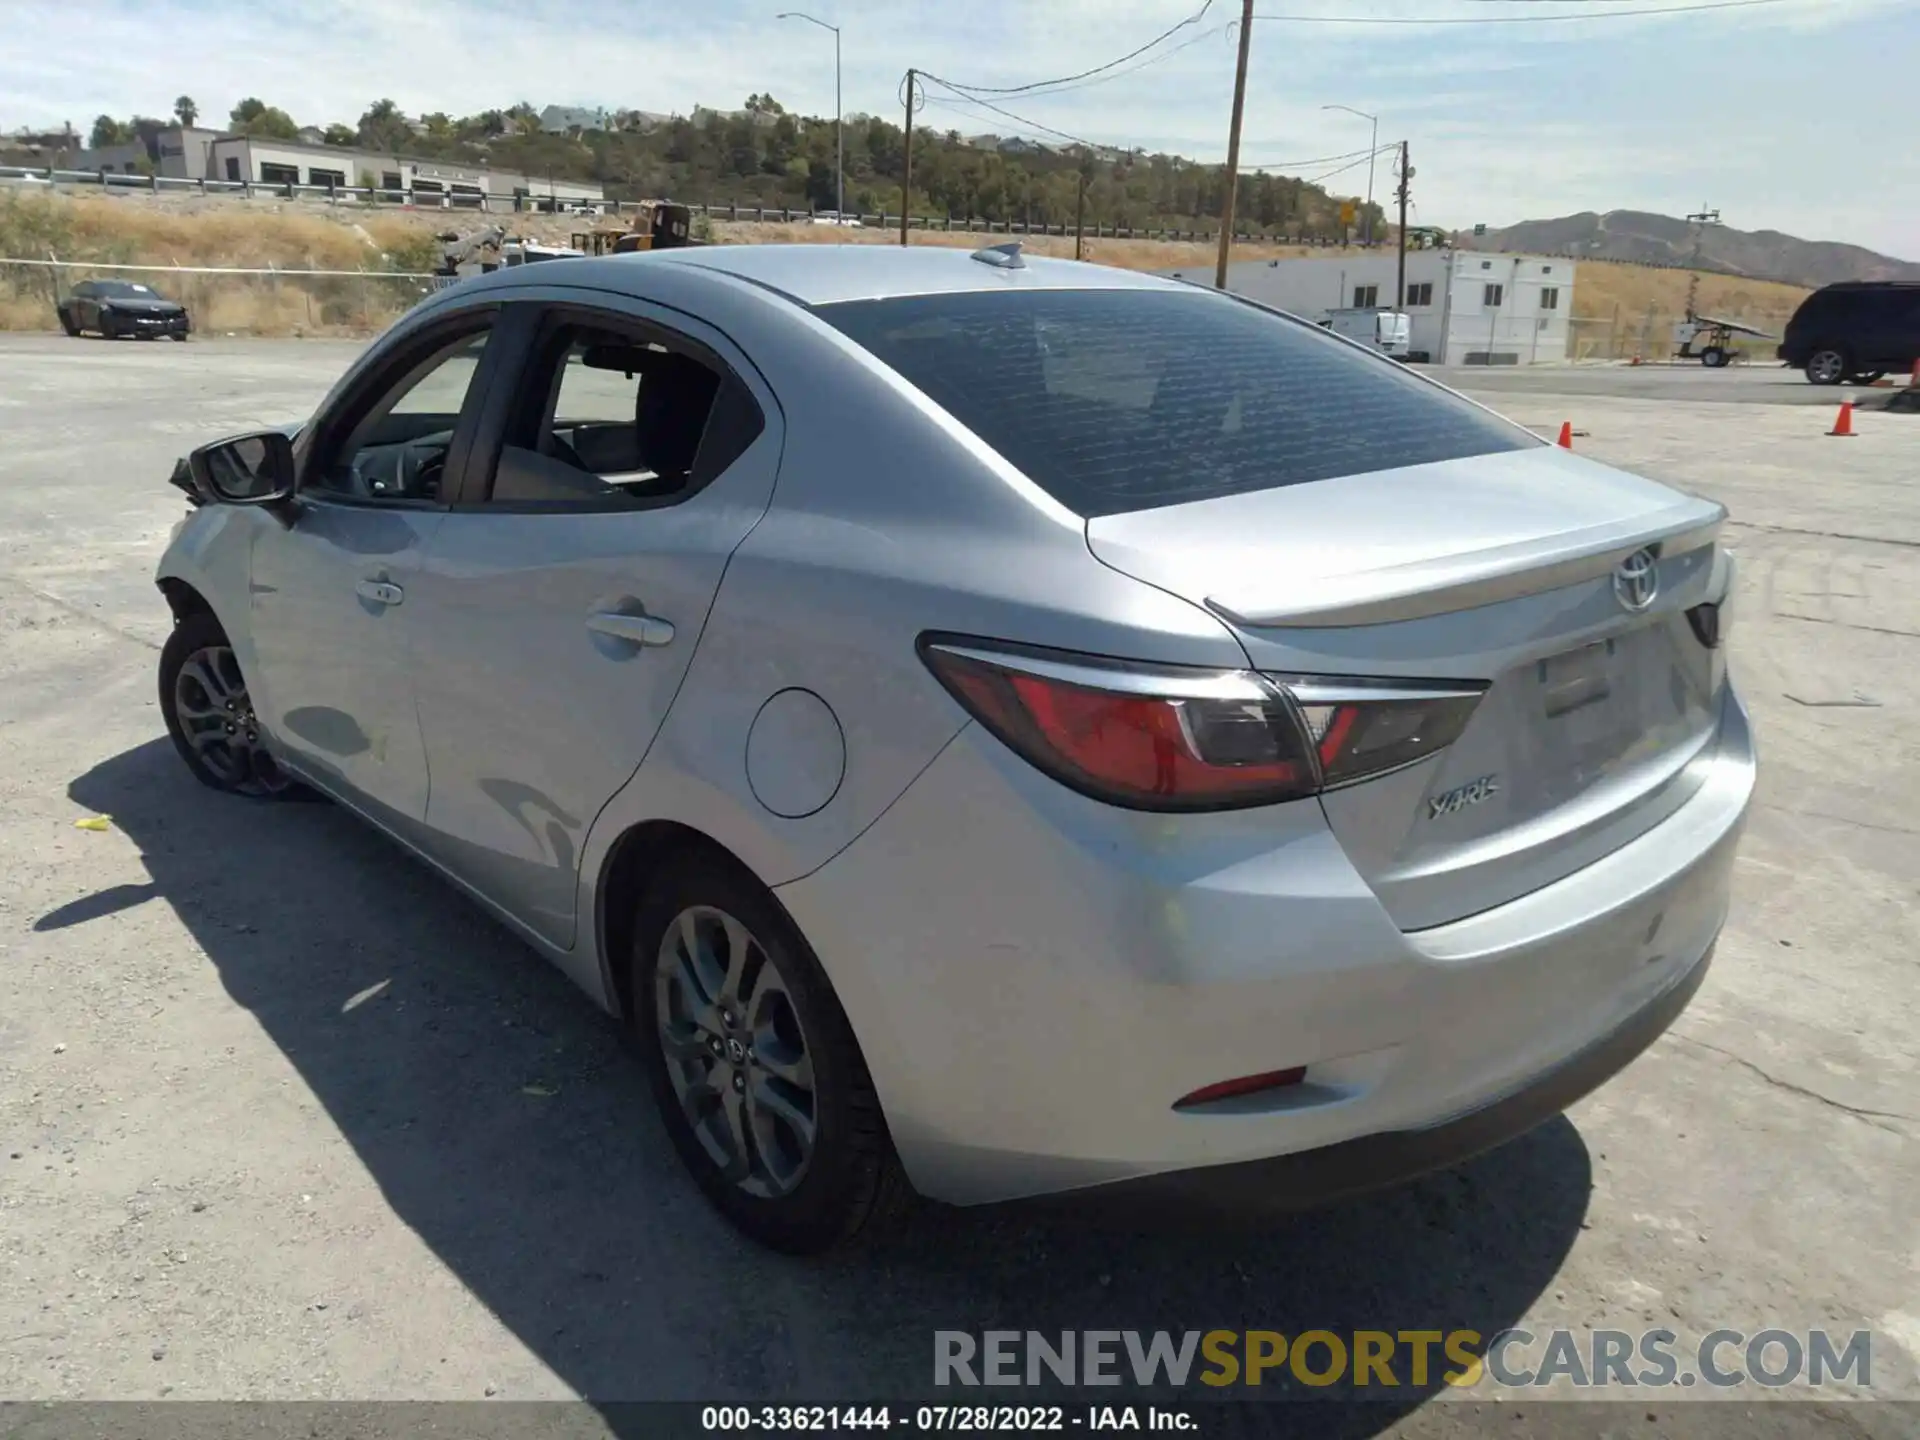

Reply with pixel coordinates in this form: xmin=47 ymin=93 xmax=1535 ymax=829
xmin=1321 ymin=103 xmax=1378 ymax=246
xmin=777 ymin=11 xmax=842 ymax=222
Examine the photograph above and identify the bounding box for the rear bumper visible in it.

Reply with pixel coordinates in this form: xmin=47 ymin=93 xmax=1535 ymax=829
xmin=778 ymin=684 xmax=1753 ymax=1208
xmin=1016 ymin=941 xmax=1711 ymax=1224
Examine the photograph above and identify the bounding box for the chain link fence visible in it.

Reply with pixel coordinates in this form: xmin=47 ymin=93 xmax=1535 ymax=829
xmin=0 ymin=257 xmax=438 ymax=337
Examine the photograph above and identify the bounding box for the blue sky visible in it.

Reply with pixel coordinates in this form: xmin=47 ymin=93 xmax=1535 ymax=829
xmin=6 ymin=0 xmax=1915 ymax=257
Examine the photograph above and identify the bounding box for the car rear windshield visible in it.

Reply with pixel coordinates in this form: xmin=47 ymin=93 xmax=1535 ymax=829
xmin=814 ymin=287 xmax=1534 ymax=518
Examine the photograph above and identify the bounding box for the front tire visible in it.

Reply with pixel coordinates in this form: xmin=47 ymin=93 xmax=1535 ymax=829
xmin=1805 ymin=348 xmax=1848 ymax=385
xmin=158 ymin=611 xmax=299 ymax=799
xmin=1701 ymin=346 xmax=1729 ymax=368
xmin=631 ymin=854 xmax=909 ymax=1253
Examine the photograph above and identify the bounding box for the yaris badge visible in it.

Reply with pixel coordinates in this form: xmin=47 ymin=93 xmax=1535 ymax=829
xmin=1429 ymin=775 xmax=1500 ymax=819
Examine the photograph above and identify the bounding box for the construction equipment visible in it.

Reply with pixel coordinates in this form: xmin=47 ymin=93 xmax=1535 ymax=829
xmin=1672 ymin=311 xmax=1775 ymax=368
xmin=571 ymin=200 xmax=699 ymax=257
xmin=434 ymin=224 xmax=508 ymax=279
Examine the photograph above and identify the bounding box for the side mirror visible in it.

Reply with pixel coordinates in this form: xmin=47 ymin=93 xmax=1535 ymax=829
xmin=188 ymin=430 xmax=295 ymax=505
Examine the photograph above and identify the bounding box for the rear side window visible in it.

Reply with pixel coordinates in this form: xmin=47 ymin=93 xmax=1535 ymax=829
xmin=816 ymin=288 xmax=1533 ymax=518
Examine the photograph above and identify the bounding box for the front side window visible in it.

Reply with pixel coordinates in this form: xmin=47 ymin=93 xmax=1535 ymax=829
xmin=816 ymin=288 xmax=1534 ymax=518
xmin=310 ymin=324 xmax=493 ymax=501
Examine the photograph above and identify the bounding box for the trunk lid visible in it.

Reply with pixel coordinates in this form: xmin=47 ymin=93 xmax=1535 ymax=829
xmin=1086 ymin=446 xmax=1732 ymax=930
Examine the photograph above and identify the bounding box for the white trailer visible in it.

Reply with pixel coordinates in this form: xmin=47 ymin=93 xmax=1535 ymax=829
xmin=1160 ymin=250 xmax=1576 ymax=366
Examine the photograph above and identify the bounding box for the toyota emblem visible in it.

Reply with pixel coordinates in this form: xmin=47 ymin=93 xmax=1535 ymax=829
xmin=1613 ymin=548 xmax=1659 ymax=612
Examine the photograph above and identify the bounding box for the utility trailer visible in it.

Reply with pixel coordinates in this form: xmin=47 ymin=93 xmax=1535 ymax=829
xmin=1673 ymin=312 xmax=1776 ymax=368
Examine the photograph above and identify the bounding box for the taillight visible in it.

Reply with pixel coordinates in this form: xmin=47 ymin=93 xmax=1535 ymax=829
xmin=919 ymin=637 xmax=1485 ymax=812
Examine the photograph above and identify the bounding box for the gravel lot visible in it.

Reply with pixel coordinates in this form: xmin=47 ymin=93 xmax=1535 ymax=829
xmin=0 ymin=334 xmax=1915 ymax=1432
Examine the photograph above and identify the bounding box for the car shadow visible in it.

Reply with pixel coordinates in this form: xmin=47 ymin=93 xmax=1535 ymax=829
xmin=66 ymin=739 xmax=1590 ymax=1435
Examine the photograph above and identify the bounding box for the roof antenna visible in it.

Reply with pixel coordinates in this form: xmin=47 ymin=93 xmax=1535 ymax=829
xmin=970 ymin=241 xmax=1026 ymax=269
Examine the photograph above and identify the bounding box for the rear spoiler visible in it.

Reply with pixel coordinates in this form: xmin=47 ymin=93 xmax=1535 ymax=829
xmin=1209 ymin=499 xmax=1727 ymax=629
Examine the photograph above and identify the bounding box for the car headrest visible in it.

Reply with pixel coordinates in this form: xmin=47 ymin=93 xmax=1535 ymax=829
xmin=634 ymin=352 xmax=720 ymax=480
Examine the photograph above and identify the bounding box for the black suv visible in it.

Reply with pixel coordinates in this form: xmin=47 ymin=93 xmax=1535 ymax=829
xmin=1779 ymin=281 xmax=1920 ymax=385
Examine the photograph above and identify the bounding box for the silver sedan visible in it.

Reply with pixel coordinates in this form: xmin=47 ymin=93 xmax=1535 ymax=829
xmin=156 ymin=244 xmax=1754 ymax=1252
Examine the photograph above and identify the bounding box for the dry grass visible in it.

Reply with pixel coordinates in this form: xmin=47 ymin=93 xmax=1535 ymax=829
xmin=1 ymin=189 xmax=1814 ymax=349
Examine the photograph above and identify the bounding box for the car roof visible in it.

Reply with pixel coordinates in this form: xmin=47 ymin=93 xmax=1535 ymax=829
xmin=620 ymin=242 xmax=1194 ymax=307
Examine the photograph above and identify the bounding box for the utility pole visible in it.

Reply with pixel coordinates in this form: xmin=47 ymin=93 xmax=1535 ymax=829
xmin=1074 ymin=163 xmax=1087 ymax=261
xmin=1683 ymin=205 xmax=1719 ymax=320
xmin=1213 ymin=0 xmax=1256 ymax=289
xmin=900 ymin=68 xmax=915 ymax=247
xmin=1395 ymin=140 xmax=1411 ymax=312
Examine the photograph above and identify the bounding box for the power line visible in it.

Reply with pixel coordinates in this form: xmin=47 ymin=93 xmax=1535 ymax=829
xmin=977 ymin=25 xmax=1231 ymax=101
xmin=934 ymin=0 xmax=1218 ymax=97
xmin=918 ymin=78 xmax=1105 ymax=150
xmin=1252 ymin=0 xmax=1796 ymax=22
xmin=1241 ymin=141 xmax=1392 ymax=169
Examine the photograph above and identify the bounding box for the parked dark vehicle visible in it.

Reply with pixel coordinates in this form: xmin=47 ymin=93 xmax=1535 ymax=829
xmin=1778 ymin=281 xmax=1920 ymax=385
xmin=56 ymin=279 xmax=192 ymax=341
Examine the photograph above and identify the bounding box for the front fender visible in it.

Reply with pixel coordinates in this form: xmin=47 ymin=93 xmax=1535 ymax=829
xmin=155 ymin=504 xmax=268 ymax=698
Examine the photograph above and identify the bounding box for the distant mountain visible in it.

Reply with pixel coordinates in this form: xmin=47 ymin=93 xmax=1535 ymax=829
xmin=1458 ymin=210 xmax=1920 ymax=290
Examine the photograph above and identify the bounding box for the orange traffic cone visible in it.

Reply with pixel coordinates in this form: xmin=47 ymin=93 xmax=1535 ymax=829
xmin=1828 ymin=402 xmax=1855 ymax=437
xmin=1556 ymin=421 xmax=1574 ymax=449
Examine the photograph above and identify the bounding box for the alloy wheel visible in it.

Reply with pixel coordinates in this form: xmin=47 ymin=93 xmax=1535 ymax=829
xmin=654 ymin=904 xmax=817 ymax=1198
xmin=172 ymin=645 xmax=291 ymax=797
xmin=1807 ymin=350 xmax=1847 ymax=385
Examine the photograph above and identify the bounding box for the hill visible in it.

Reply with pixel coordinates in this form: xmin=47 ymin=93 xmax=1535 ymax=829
xmin=1461 ymin=210 xmax=1919 ymax=290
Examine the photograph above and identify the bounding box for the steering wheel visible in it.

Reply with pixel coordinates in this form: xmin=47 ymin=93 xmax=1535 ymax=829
xmin=391 ymin=438 xmax=448 ymax=499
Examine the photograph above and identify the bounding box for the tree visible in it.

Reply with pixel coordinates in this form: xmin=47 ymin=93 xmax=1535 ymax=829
xmin=357 ymin=98 xmax=413 ymax=153
xmin=229 ymin=98 xmax=299 ymax=140
xmin=89 ymin=115 xmax=136 ymax=148
xmin=322 ymin=124 xmax=357 ymax=146
xmin=173 ymin=96 xmax=198 ymax=128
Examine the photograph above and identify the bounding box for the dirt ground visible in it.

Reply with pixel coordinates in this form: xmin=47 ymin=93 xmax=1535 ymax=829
xmin=0 ymin=336 xmax=1914 ymax=1431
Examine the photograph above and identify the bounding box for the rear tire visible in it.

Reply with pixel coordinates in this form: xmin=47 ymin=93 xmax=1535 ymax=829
xmin=57 ymin=307 xmax=79 ymax=337
xmin=158 ymin=611 xmax=303 ymax=800
xmin=630 ymin=853 xmax=911 ymax=1254
xmin=1805 ymin=348 xmax=1848 ymax=385
xmin=1701 ymin=346 xmax=1729 ymax=368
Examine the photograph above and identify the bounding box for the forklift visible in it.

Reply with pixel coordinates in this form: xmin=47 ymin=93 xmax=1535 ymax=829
xmin=572 ymin=200 xmax=699 ymax=257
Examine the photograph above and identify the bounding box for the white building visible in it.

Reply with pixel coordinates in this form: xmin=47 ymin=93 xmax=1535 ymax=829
xmin=540 ymin=105 xmax=608 ymax=134
xmin=203 ymin=136 xmax=603 ymax=206
xmin=1160 ymin=249 xmax=1577 ymax=365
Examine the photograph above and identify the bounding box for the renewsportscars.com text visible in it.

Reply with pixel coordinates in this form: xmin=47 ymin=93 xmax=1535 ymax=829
xmin=933 ymin=1328 xmax=1874 ymax=1391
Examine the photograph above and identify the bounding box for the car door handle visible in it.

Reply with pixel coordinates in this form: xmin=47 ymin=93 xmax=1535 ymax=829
xmin=356 ymin=579 xmax=405 ymax=607
xmin=586 ymin=611 xmax=675 ymax=647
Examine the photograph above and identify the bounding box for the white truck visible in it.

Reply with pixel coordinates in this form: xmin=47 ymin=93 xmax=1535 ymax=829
xmin=1320 ymin=306 xmax=1412 ymax=360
